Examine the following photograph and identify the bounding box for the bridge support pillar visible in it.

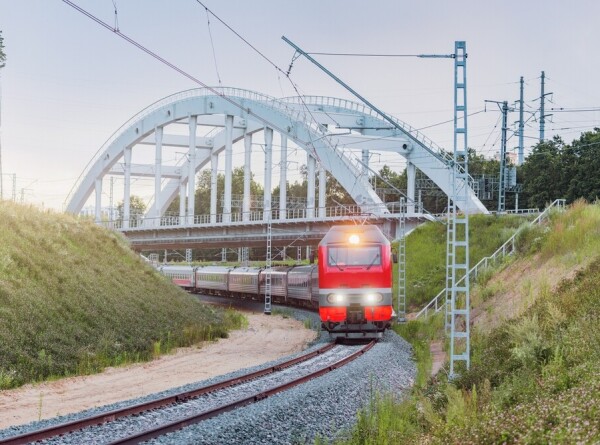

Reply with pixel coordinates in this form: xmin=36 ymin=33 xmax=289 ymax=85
xmin=179 ymin=180 xmax=186 ymax=224
xmin=123 ymin=146 xmax=132 ymax=229
xmin=318 ymin=164 xmax=326 ymax=218
xmin=154 ymin=125 xmax=163 ymax=227
xmin=263 ymin=127 xmax=273 ymax=222
xmin=243 ymin=131 xmax=252 ymax=222
xmin=407 ymin=162 xmax=416 ymax=215
xmin=224 ymin=115 xmax=234 ymax=223
xmin=307 ymin=154 xmax=315 ymax=218
xmin=187 ymin=116 xmax=197 ymax=225
xmin=95 ymin=177 xmax=102 ymax=223
xmin=210 ymin=147 xmax=218 ymax=224
xmin=279 ymin=134 xmax=288 ymax=220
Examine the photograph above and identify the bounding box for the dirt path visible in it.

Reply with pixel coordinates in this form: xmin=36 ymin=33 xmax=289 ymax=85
xmin=0 ymin=312 xmax=316 ymax=429
xmin=430 ymin=341 xmax=445 ymax=376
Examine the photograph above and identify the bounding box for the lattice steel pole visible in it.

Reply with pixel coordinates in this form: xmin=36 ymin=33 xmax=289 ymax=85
xmin=397 ymin=197 xmax=407 ymax=323
xmin=449 ymin=41 xmax=470 ymax=378
xmin=264 ymin=215 xmax=272 ymax=315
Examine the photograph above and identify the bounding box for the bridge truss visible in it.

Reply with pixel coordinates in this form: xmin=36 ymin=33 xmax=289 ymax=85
xmin=66 ymin=87 xmax=487 ymax=232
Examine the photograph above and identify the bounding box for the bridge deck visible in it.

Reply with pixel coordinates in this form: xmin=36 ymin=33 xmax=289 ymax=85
xmin=113 ymin=213 xmax=431 ymax=251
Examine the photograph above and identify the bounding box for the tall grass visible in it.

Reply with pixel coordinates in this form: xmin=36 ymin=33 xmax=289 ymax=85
xmin=401 ymin=214 xmax=528 ymax=309
xmin=0 ymin=202 xmax=246 ymax=389
xmin=331 ymin=201 xmax=600 ymax=444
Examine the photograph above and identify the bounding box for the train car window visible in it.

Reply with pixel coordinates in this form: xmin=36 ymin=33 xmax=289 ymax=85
xmin=328 ymin=246 xmax=381 ymax=267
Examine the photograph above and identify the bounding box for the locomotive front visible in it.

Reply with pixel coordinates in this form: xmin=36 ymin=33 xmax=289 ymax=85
xmin=318 ymin=225 xmax=394 ymax=338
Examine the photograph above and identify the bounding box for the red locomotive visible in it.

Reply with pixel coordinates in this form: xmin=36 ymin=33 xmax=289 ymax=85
xmin=317 ymin=225 xmax=394 ymax=338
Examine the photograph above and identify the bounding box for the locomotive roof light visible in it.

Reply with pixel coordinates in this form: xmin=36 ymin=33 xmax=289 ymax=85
xmin=348 ymin=234 xmax=360 ymax=244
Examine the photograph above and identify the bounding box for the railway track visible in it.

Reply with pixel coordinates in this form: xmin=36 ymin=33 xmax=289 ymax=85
xmin=1 ymin=340 xmax=375 ymax=445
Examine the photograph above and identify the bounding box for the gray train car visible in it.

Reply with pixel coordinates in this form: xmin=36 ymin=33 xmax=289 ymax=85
xmin=259 ymin=267 xmax=289 ymax=301
xmin=287 ymin=265 xmax=316 ymax=304
xmin=160 ymin=265 xmax=195 ymax=289
xmin=228 ymin=267 xmax=261 ymax=296
xmin=310 ymin=265 xmax=319 ymax=304
xmin=194 ymin=265 xmax=230 ymax=294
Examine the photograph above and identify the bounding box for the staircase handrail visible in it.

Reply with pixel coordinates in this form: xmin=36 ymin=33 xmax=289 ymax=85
xmin=415 ymin=199 xmax=566 ymax=319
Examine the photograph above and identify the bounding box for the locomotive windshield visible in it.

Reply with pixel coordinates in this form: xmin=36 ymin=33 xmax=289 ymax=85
xmin=328 ymin=246 xmax=381 ymax=268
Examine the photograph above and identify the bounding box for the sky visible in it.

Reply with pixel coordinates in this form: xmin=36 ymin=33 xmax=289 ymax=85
xmin=0 ymin=0 xmax=599 ymax=210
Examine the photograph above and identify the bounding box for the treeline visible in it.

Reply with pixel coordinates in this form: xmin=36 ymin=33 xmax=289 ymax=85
xmin=519 ymin=128 xmax=600 ymax=208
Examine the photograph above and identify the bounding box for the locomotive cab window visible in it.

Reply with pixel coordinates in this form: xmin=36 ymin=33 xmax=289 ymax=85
xmin=328 ymin=246 xmax=381 ymax=267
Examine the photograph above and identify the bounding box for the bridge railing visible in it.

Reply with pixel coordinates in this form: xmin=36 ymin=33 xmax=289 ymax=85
xmin=415 ymin=199 xmax=566 ymax=319
xmin=102 ymin=202 xmax=421 ymax=230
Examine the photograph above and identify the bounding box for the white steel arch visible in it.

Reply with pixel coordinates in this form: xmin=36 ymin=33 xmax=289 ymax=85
xmin=65 ymin=87 xmax=487 ymax=220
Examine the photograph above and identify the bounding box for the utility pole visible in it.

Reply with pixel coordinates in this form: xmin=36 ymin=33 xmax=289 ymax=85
xmin=518 ymin=76 xmax=524 ymax=165
xmin=485 ymin=100 xmax=512 ymax=213
xmin=540 ymin=71 xmax=545 ymax=142
xmin=539 ymin=71 xmax=552 ymax=143
xmin=499 ymin=101 xmax=509 ymax=213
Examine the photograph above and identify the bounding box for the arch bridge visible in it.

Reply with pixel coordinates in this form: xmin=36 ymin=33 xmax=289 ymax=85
xmin=65 ymin=87 xmax=488 ymax=255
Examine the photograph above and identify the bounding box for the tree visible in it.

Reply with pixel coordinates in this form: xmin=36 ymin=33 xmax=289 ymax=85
xmin=372 ymin=165 xmax=407 ymax=203
xmin=167 ymin=167 xmax=263 ymax=216
xmin=117 ymin=195 xmax=147 ymax=226
xmin=563 ymin=128 xmax=600 ymax=203
xmin=519 ymin=136 xmax=564 ymax=208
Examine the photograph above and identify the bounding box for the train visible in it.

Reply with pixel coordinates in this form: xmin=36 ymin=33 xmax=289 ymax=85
xmin=158 ymin=225 xmax=395 ymax=338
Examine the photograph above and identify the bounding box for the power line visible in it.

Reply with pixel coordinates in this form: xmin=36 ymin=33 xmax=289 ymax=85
xmin=549 ymin=107 xmax=600 ymax=113
xmin=61 ymin=1 xmax=295 ymax=140
xmin=416 ymin=109 xmax=486 ymax=131
xmin=193 ymin=0 xmax=286 ymax=75
xmin=306 ymin=52 xmax=443 ymax=57
xmin=203 ymin=6 xmax=222 ymax=85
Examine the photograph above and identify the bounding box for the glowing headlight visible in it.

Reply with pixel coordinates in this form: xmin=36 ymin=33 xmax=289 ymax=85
xmin=348 ymin=234 xmax=360 ymax=244
xmin=327 ymin=293 xmax=345 ymax=304
xmin=365 ymin=293 xmax=383 ymax=303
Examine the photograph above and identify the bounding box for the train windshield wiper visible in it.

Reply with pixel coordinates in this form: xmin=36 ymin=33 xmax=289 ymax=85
xmin=366 ymin=253 xmax=380 ymax=270
xmin=329 ymin=255 xmax=344 ymax=271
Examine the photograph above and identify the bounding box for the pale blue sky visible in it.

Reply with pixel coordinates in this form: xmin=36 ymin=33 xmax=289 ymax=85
xmin=0 ymin=0 xmax=599 ymax=209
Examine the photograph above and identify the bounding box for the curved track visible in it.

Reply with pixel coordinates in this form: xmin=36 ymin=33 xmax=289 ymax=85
xmin=0 ymin=341 xmax=374 ymax=445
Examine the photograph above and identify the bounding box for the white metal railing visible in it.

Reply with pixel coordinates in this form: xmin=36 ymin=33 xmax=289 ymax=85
xmin=415 ymin=199 xmax=566 ymax=319
xmin=101 ymin=202 xmax=416 ymax=231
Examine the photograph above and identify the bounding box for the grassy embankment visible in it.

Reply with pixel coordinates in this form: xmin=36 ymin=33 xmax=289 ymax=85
xmin=402 ymin=212 xmax=527 ymax=309
xmin=0 ymin=201 xmax=246 ymax=389
xmin=332 ymin=200 xmax=600 ymax=444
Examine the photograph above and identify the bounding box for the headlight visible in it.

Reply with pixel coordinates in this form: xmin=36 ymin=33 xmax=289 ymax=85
xmin=327 ymin=293 xmax=345 ymax=304
xmin=365 ymin=293 xmax=383 ymax=303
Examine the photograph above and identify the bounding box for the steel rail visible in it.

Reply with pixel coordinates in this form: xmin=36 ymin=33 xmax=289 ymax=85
xmin=0 ymin=342 xmax=337 ymax=445
xmin=109 ymin=340 xmax=376 ymax=444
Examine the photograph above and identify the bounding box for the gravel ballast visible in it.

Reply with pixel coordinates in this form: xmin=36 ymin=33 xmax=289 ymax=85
xmin=0 ymin=306 xmax=416 ymax=444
